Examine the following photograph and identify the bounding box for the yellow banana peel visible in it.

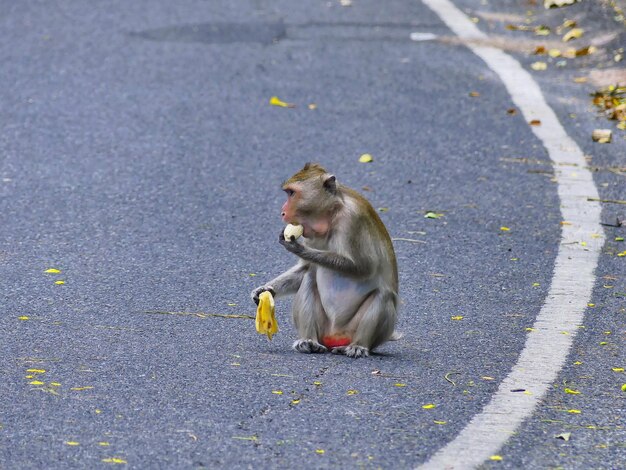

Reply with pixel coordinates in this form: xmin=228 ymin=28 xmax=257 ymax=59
xmin=256 ymin=291 xmax=278 ymax=340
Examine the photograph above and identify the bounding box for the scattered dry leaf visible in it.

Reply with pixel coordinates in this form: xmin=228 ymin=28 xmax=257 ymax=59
xmin=269 ymin=96 xmax=295 ymax=108
xmin=592 ymin=129 xmax=612 ymax=143
xmin=563 ymin=28 xmax=584 ymax=42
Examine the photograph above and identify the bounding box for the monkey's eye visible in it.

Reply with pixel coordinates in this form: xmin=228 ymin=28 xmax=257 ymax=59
xmin=285 ymin=189 xmax=295 ymax=197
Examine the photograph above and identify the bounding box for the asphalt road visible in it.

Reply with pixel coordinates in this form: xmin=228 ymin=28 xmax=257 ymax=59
xmin=1 ymin=1 xmax=624 ymax=469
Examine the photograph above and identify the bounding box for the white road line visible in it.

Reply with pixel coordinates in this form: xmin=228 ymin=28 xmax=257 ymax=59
xmin=418 ymin=0 xmax=604 ymax=468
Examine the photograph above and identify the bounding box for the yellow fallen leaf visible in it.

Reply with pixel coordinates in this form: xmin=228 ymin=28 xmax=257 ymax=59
xmin=451 ymin=316 xmax=463 ymax=321
xmin=574 ymin=361 xmax=582 ymax=365
xmin=433 ymin=420 xmax=447 ymax=425
xmin=313 ymin=381 xmax=322 ymax=386
xmin=102 ymin=457 xmax=127 ymax=464
xmin=272 ymin=390 xmax=283 ymax=395
xmin=564 ymin=388 xmax=580 ymax=394
xmin=548 ymin=49 xmax=562 ymax=57
xmin=490 ymin=455 xmax=503 ymax=461
xmin=532 ymin=283 xmax=540 ymax=287
xmin=27 ymin=369 xmax=46 ymax=373
xmin=612 ymin=368 xmax=624 ymax=373
xmin=567 ymin=409 xmax=581 ymax=414
xmin=18 ymin=316 xmax=30 ymax=321
xmin=50 ymin=382 xmax=61 ymax=387
xmin=563 ymin=28 xmax=583 ymax=42
xmin=29 ymin=381 xmax=45 ymax=386
xmin=622 ymin=384 xmax=626 ymax=392
xmin=347 ymin=389 xmax=358 ymax=395
xmin=315 ymin=449 xmax=325 ymax=454
xmin=71 ymin=386 xmax=94 ymax=391
xmin=525 ymin=327 xmax=536 ymax=332
xmin=422 ymin=404 xmax=436 ymax=409
xmin=531 ymin=61 xmax=547 ymax=71
xmin=291 ymin=399 xmax=301 ymax=404
xmin=469 ymin=91 xmax=480 ymax=97
xmin=394 ymin=383 xmax=407 ymax=387
xmin=99 ymin=442 xmax=110 ymax=446
xmin=269 ymin=96 xmax=295 ymax=108
xmin=500 ymin=226 xmax=510 ymax=231
xmin=359 ymin=154 xmax=373 ymax=163
xmin=482 ymin=376 xmax=495 ymax=381
xmin=45 ymin=268 xmax=61 ymax=273
xmin=55 ymin=280 xmax=65 ymax=285
xmin=65 ymin=441 xmax=80 ymax=446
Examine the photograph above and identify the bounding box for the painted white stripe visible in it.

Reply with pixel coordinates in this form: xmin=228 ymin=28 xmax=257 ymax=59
xmin=418 ymin=0 xmax=604 ymax=468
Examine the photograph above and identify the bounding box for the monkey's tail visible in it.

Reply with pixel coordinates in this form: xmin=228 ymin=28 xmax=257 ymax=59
xmin=390 ymin=331 xmax=403 ymax=341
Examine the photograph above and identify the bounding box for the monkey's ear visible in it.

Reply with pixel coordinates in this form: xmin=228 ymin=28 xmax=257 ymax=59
xmin=323 ymin=174 xmax=337 ymax=193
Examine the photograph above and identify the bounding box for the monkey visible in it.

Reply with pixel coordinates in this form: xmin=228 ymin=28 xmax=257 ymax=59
xmin=251 ymin=162 xmax=398 ymax=358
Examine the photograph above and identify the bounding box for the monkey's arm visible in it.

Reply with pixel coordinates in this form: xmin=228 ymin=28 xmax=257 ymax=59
xmin=251 ymin=261 xmax=309 ymax=304
xmin=279 ymin=236 xmax=371 ymax=278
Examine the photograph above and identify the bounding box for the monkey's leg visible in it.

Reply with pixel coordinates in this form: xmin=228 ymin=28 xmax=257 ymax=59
xmin=292 ymin=269 xmax=328 ymax=354
xmin=343 ymin=290 xmax=397 ymax=358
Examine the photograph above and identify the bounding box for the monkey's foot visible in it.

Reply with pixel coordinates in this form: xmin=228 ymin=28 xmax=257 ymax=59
xmin=330 ymin=346 xmax=347 ymax=355
xmin=293 ymin=339 xmax=328 ymax=354
xmin=343 ymin=345 xmax=370 ymax=358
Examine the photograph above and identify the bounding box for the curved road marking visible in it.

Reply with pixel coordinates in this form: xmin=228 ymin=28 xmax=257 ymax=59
xmin=418 ymin=0 xmax=604 ymax=468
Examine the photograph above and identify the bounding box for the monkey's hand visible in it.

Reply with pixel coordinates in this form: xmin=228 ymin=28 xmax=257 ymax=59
xmin=251 ymin=285 xmax=275 ymax=305
xmin=279 ymin=230 xmax=305 ymax=255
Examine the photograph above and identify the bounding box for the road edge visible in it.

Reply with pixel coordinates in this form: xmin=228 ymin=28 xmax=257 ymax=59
xmin=417 ymin=0 xmax=605 ymax=468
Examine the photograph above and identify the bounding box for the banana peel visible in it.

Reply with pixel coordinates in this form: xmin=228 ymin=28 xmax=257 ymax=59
xmin=255 ymin=291 xmax=278 ymax=340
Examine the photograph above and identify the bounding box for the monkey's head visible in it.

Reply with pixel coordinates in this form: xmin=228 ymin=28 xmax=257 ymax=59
xmin=281 ymin=163 xmax=339 ymax=232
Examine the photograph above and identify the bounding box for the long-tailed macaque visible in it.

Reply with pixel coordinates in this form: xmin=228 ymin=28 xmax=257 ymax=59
xmin=251 ymin=163 xmax=398 ymax=358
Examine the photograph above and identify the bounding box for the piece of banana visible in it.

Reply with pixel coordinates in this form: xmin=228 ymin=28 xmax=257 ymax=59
xmin=283 ymin=224 xmax=304 ymax=240
xmin=255 ymin=291 xmax=278 ymax=340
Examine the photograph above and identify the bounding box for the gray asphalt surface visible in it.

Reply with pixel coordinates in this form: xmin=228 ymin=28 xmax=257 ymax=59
xmin=1 ymin=1 xmax=624 ymax=469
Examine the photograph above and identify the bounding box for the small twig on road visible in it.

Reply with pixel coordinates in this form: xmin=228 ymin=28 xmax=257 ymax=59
xmin=143 ymin=310 xmax=254 ymax=320
xmin=587 ymin=197 xmax=626 ymax=205
xmin=444 ymin=371 xmax=461 ymax=386
xmin=392 ymin=238 xmax=427 ymax=244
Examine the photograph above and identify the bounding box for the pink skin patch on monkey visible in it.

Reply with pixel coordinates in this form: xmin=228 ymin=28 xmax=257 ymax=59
xmin=320 ymin=336 xmax=351 ymax=348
